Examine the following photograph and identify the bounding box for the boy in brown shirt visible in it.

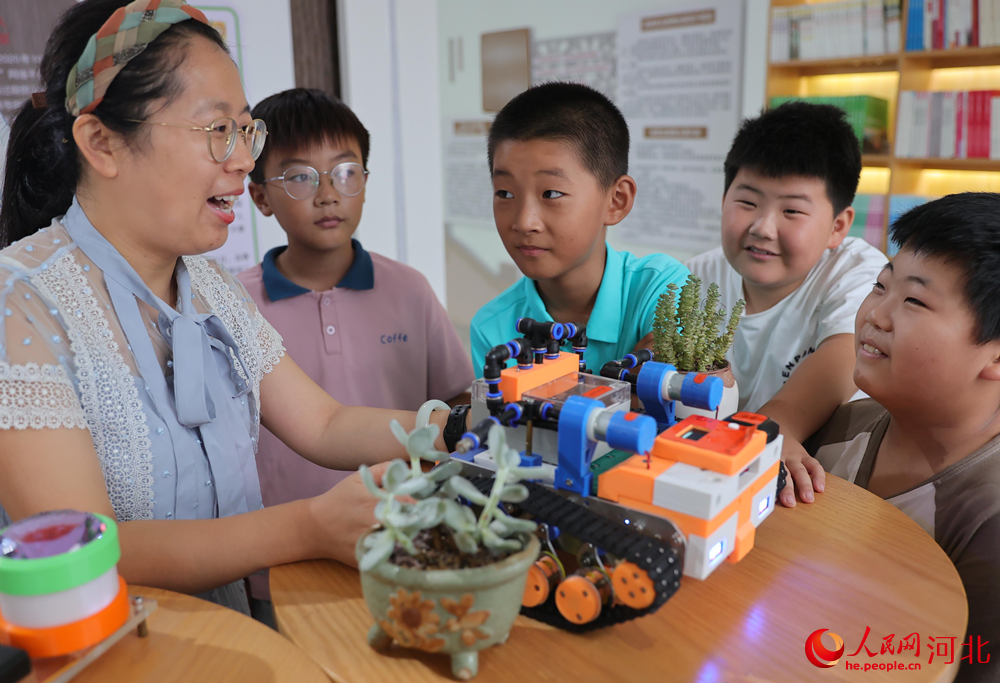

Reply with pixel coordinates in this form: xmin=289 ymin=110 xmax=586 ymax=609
xmin=806 ymin=193 xmax=1000 ymax=683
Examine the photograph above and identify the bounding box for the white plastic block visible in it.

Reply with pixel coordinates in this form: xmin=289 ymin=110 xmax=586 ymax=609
xmin=757 ymin=435 xmax=783 ymax=475
xmin=751 ymin=474 xmax=779 ymax=527
xmin=652 ymin=435 xmax=782 ymax=519
xmin=652 ymin=462 xmax=739 ymax=519
xmin=471 ymin=450 xmax=556 ymax=483
xmin=472 ymin=450 xmax=497 ymax=471
xmin=684 ymin=512 xmax=738 ymax=580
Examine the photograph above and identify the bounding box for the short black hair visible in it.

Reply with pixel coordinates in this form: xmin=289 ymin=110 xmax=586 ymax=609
xmin=487 ymin=82 xmax=629 ymax=189
xmin=890 ymin=192 xmax=1000 ymax=345
xmin=249 ymin=88 xmax=370 ymax=183
xmin=724 ymin=102 xmax=862 ymax=215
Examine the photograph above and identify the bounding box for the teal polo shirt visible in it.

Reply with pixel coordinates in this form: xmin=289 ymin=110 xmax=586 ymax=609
xmin=469 ymin=244 xmax=690 ymax=377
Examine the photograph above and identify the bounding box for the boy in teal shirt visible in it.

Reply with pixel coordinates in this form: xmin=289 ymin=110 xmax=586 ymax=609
xmin=470 ymin=83 xmax=689 ymax=374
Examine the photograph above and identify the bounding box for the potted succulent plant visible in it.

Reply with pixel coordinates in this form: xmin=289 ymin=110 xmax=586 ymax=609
xmin=652 ymin=274 xmax=744 ymax=419
xmin=356 ymin=403 xmax=542 ymax=681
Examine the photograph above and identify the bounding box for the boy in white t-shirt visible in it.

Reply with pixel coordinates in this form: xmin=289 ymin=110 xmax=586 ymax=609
xmin=686 ymin=102 xmax=887 ymax=508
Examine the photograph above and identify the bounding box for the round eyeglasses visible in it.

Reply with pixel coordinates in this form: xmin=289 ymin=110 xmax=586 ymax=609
xmin=125 ymin=117 xmax=268 ymax=163
xmin=263 ymin=163 xmax=369 ymax=200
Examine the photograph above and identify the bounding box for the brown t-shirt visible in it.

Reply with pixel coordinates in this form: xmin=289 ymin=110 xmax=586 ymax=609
xmin=807 ymin=400 xmax=1000 ymax=683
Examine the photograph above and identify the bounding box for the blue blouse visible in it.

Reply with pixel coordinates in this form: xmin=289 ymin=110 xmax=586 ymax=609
xmin=0 ymin=199 xmax=286 ymax=607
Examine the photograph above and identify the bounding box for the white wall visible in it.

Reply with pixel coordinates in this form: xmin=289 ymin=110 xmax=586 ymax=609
xmin=216 ymin=0 xmax=297 ymax=259
xmin=337 ymin=0 xmax=448 ymax=305
xmin=743 ymin=0 xmax=769 ymax=119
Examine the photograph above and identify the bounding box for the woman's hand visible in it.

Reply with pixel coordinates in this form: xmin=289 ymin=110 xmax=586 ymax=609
xmin=306 ymin=462 xmax=389 ymax=567
xmin=779 ymin=437 xmax=826 ymax=507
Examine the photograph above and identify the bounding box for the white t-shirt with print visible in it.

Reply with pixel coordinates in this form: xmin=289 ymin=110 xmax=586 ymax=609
xmin=686 ymin=237 xmax=888 ymax=413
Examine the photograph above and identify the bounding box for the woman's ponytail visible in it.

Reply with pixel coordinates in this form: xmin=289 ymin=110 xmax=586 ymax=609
xmin=1 ymin=91 xmax=79 ymax=247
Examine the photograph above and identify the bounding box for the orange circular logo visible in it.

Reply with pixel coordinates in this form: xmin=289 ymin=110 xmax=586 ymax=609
xmin=805 ymin=628 xmax=845 ymax=668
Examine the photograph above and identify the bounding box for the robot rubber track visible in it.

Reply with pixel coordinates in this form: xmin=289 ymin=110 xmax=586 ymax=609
xmin=468 ymin=475 xmax=683 ymax=633
xmin=471 ymin=459 xmax=789 ymax=633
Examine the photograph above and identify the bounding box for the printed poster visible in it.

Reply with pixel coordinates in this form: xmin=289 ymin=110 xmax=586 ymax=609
xmin=532 ymin=31 xmax=617 ymax=102
xmin=0 ymin=1 xmax=75 ymax=121
xmin=616 ymin=1 xmax=743 ymax=252
xmin=197 ymin=4 xmax=260 ymax=274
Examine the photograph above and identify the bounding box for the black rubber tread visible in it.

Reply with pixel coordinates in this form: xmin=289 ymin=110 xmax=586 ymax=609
xmin=468 ymin=476 xmax=682 ymax=633
xmin=724 ymin=416 xmax=780 ymax=443
xmin=777 ymin=461 xmax=788 ymax=494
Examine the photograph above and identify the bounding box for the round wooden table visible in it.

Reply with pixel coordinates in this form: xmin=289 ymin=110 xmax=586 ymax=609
xmin=57 ymin=586 xmax=329 ymax=683
xmin=270 ymin=475 xmax=967 ymax=682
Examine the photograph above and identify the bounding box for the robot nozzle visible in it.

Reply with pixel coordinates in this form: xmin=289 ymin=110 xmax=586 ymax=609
xmin=663 ymin=368 xmax=723 ymax=412
xmin=454 ymin=417 xmax=501 ymax=455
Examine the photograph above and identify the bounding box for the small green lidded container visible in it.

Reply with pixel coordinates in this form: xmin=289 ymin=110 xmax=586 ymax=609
xmin=0 ymin=510 xmax=129 ymax=658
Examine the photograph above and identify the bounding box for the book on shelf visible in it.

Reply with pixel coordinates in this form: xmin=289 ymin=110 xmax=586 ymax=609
xmin=888 ymin=195 xmax=933 ymax=256
xmin=850 ymin=194 xmax=931 ymax=256
xmin=770 ymin=95 xmax=890 ymax=153
xmin=851 ymin=194 xmax=889 ymax=250
xmin=770 ymin=0 xmax=900 ymax=61
xmin=905 ymin=0 xmax=1000 ymax=48
xmin=895 ymin=90 xmax=1000 ymax=158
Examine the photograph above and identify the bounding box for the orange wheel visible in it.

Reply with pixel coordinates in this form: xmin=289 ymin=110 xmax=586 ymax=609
xmin=612 ymin=561 xmax=655 ymax=609
xmin=555 ymin=575 xmax=602 ymax=624
xmin=523 ymin=561 xmax=553 ymax=607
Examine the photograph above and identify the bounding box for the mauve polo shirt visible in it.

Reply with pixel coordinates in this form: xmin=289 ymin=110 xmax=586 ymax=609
xmin=238 ymin=241 xmax=473 ymax=597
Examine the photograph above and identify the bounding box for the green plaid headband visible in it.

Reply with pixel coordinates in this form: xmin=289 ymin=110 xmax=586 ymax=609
xmin=66 ymin=0 xmax=210 ymax=117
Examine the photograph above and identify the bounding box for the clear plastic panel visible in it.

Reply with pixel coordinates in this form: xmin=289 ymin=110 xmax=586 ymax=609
xmin=471 ymin=373 xmax=630 ymax=409
xmin=470 ymin=378 xmax=490 ymax=404
xmin=522 ymin=372 xmax=630 ymax=408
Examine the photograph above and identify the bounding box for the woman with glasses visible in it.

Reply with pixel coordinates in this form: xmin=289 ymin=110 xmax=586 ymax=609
xmin=0 ymin=0 xmax=452 ymax=614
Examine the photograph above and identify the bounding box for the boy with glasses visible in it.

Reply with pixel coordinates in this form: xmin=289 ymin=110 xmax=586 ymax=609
xmin=238 ymin=88 xmax=473 ymax=618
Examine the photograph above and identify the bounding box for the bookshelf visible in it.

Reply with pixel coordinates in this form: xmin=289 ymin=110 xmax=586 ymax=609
xmin=903 ymin=45 xmax=1000 ymax=68
xmin=862 ymin=153 xmax=893 ymax=165
xmin=895 ymin=157 xmax=1000 ymax=170
xmin=767 ymin=0 xmax=1000 ymax=251
xmin=768 ymin=54 xmax=900 ymax=76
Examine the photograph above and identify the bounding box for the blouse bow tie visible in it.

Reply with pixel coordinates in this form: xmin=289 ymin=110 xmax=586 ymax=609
xmin=158 ymin=306 xmax=249 ymax=427
xmin=61 ymin=200 xmax=250 ymax=429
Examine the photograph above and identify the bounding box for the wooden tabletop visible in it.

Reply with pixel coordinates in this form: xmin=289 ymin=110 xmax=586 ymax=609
xmin=271 ymin=475 xmax=967 ymax=683
xmin=59 ymin=586 xmax=329 ymax=683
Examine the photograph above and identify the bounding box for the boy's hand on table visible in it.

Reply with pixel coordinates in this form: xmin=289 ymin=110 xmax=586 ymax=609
xmin=757 ymin=335 xmax=853 ymax=508
xmin=779 ymin=437 xmax=826 ymax=507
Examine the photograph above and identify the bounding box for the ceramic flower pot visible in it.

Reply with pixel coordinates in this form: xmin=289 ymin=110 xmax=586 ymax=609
xmin=673 ymin=361 xmax=740 ymax=421
xmin=356 ymin=531 xmax=540 ymax=680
